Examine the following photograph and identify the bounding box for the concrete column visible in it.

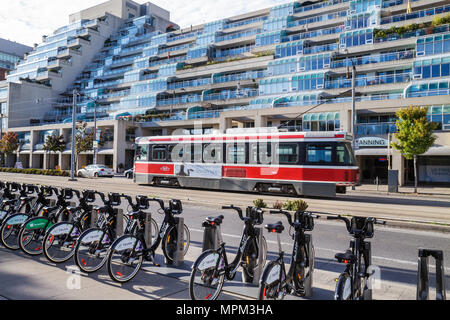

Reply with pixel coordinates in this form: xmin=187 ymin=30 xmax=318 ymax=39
xmin=392 ymin=150 xmax=405 ymax=186
xmin=29 ymin=129 xmax=36 ymax=168
xmin=43 ymin=152 xmax=48 ymax=170
xmin=219 ymin=117 xmax=233 ymax=133
xmin=254 ymin=114 xmax=267 ymax=128
xmin=113 ymin=120 xmax=126 ymax=173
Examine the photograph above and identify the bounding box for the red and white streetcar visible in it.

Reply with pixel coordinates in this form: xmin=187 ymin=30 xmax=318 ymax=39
xmin=134 ymin=129 xmax=359 ymax=197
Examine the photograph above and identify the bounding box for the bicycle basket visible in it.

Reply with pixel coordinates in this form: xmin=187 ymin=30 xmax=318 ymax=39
xmin=136 ymin=195 xmax=149 ymax=210
xmin=42 ymin=186 xmax=53 ymax=197
xmin=246 ymin=207 xmax=264 ymax=225
xmin=351 ymin=217 xmax=374 ymax=238
xmin=295 ymin=212 xmax=314 ymax=231
xmin=62 ymin=188 xmax=74 ymax=200
xmin=84 ymin=190 xmax=96 ymax=203
xmin=10 ymin=183 xmax=20 ymax=192
xmin=109 ymin=193 xmax=121 ymax=206
xmin=169 ymin=199 xmax=182 ymax=214
xmin=25 ymin=185 xmax=37 ymax=194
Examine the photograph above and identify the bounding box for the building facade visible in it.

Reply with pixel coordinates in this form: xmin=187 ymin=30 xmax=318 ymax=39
xmin=1 ymin=0 xmax=450 ymax=185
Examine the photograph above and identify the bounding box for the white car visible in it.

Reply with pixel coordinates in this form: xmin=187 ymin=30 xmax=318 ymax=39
xmin=77 ymin=164 xmax=115 ymax=178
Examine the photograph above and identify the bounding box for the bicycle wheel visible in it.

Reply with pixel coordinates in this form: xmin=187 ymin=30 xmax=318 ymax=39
xmin=335 ymin=271 xmax=352 ymax=300
xmin=0 ymin=214 xmax=29 ymax=250
xmin=292 ymin=245 xmax=314 ymax=295
xmin=149 ymin=218 xmax=158 ymax=246
xmin=107 ymin=235 xmax=144 ymax=283
xmin=74 ymin=228 xmax=111 ymax=273
xmin=258 ymin=261 xmax=284 ymax=300
xmin=162 ymin=224 xmax=190 ymax=264
xmin=189 ymin=250 xmax=225 ymax=300
xmin=18 ymin=217 xmax=53 ymax=256
xmin=242 ymin=236 xmax=267 ymax=283
xmin=43 ymin=222 xmax=81 ymax=263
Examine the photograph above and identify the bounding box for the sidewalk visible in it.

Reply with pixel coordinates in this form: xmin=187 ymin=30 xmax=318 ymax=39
xmin=348 ymin=184 xmax=450 ymax=199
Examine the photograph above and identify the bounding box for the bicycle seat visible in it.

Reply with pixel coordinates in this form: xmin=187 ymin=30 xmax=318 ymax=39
xmin=335 ymin=250 xmax=356 ymax=264
xmin=203 ymin=215 xmax=224 ymax=227
xmin=265 ymin=221 xmax=284 ymax=233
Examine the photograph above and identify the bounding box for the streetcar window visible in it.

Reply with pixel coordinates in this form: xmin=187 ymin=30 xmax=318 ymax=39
xmin=203 ymin=144 xmax=222 ymax=163
xmin=226 ymin=144 xmax=246 ymax=164
xmin=306 ymin=144 xmax=332 ymax=164
xmin=152 ymin=146 xmax=167 ymax=161
xmin=193 ymin=143 xmax=203 ymax=162
xmin=250 ymin=143 xmax=258 ymax=164
xmin=336 ymin=143 xmax=356 ymax=165
xmin=259 ymin=142 xmax=273 ymax=165
xmin=135 ymin=145 xmax=148 ymax=161
xmin=277 ymin=143 xmax=299 ymax=164
xmin=168 ymin=144 xmax=191 ymax=162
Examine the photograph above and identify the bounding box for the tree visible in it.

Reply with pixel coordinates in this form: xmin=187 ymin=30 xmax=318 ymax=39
xmin=391 ymin=106 xmax=437 ymax=193
xmin=0 ymin=132 xmax=19 ymax=167
xmin=74 ymin=122 xmax=94 ymax=170
xmin=43 ymin=134 xmax=66 ymax=170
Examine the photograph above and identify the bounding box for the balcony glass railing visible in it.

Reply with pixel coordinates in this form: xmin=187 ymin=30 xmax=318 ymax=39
xmin=380 ymin=5 xmax=450 ymax=25
xmin=224 ymin=16 xmax=268 ymax=29
xmin=215 ymin=29 xmax=260 ymax=42
xmin=331 ymin=50 xmax=415 ymax=68
xmin=203 ymin=89 xmax=259 ymax=101
xmin=167 ymin=78 xmax=211 ymax=90
xmin=326 ymin=73 xmax=412 ymax=89
xmin=293 ymin=0 xmax=350 ymax=14
xmin=288 ymin=10 xmax=347 ymax=28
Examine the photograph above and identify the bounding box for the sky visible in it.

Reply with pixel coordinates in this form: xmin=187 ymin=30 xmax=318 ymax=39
xmin=0 ymin=0 xmax=291 ymax=47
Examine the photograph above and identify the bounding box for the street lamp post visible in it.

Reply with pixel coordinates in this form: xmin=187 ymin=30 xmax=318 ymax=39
xmin=351 ymin=64 xmax=356 ymax=150
xmin=69 ymin=90 xmax=77 ymax=181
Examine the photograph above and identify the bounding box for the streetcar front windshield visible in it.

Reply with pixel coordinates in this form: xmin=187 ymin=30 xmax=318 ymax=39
xmin=336 ymin=142 xmax=357 ymax=166
xmin=136 ymin=145 xmax=149 ymax=161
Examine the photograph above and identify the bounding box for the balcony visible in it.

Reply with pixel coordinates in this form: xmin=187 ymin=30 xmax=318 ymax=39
xmin=380 ymin=4 xmax=450 ymax=25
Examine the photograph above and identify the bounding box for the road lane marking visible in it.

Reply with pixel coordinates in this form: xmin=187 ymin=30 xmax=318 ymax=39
xmin=189 ymin=228 xmax=450 ymax=272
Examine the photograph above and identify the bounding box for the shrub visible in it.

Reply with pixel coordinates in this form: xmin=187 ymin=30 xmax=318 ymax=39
xmin=253 ymin=198 xmax=268 ymax=208
xmin=273 ymin=200 xmax=283 ymax=210
xmin=0 ymin=167 xmax=69 ymax=177
xmin=282 ymin=199 xmax=309 ymax=212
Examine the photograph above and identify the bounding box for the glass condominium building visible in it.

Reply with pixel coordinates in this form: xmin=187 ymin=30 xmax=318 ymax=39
xmin=2 ymin=0 xmax=450 ymax=185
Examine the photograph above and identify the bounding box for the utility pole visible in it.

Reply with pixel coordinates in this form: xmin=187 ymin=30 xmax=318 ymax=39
xmin=93 ymin=101 xmax=97 ymax=165
xmin=0 ymin=113 xmax=6 ymax=167
xmin=69 ymin=90 xmax=77 ymax=181
xmin=351 ymin=64 xmax=356 ymax=150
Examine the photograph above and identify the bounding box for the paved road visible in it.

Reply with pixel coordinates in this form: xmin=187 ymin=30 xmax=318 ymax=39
xmin=0 ymin=203 xmax=449 ymax=300
xmin=1 ymin=173 xmax=449 ymax=230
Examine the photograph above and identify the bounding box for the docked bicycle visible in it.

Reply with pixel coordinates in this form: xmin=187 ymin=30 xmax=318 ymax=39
xmin=106 ymin=197 xmax=189 ymax=283
xmin=189 ymin=205 xmax=267 ymax=300
xmin=327 ymin=215 xmax=385 ymax=300
xmin=258 ymin=210 xmax=319 ymax=300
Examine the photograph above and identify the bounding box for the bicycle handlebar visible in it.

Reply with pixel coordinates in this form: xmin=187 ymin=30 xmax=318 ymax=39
xmin=120 ymin=194 xmax=136 ymax=210
xmin=221 ymin=205 xmax=244 ymax=221
xmin=149 ymin=198 xmax=165 ymax=211
xmin=270 ymin=209 xmax=293 ymax=226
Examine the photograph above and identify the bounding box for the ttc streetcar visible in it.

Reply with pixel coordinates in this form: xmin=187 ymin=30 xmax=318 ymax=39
xmin=133 ymin=129 xmax=359 ymax=197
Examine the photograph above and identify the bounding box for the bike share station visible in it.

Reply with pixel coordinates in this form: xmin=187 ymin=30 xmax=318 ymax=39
xmin=198 ymin=207 xmax=316 ymax=300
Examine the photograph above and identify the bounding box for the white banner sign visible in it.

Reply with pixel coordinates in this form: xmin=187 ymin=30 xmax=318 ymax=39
xmin=174 ymin=163 xmax=222 ymax=179
xmin=356 ymin=137 xmax=388 ymax=148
